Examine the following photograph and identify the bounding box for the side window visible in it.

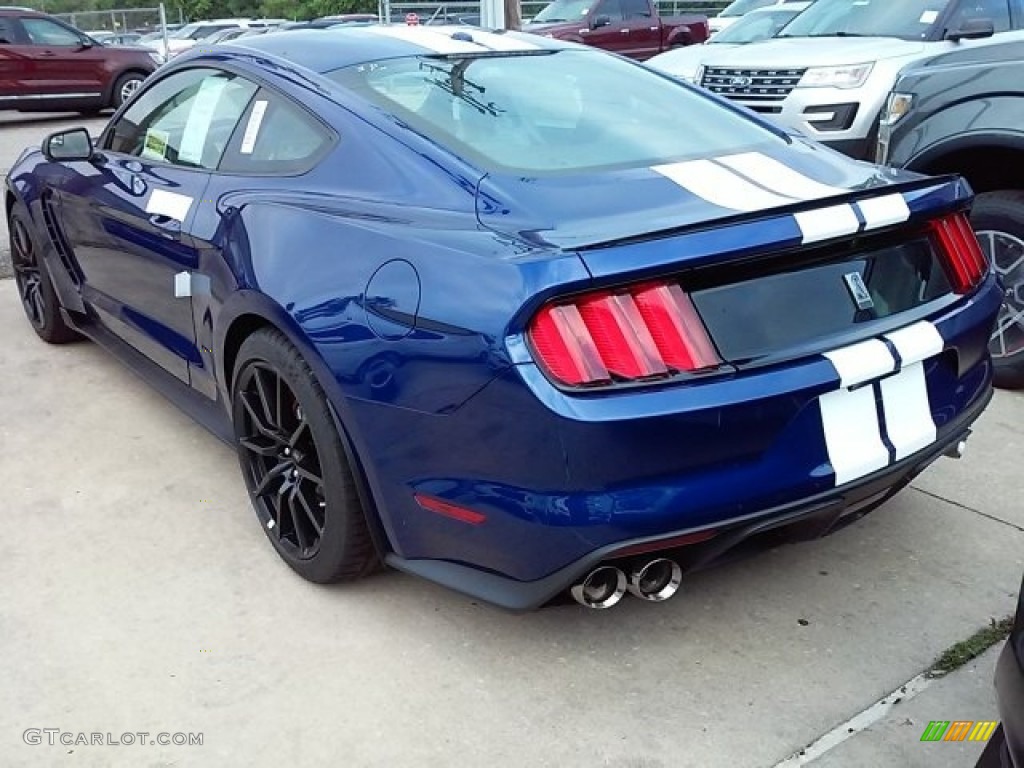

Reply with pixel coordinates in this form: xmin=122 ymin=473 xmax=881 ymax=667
xmin=105 ymin=68 xmax=257 ymax=170
xmin=219 ymin=91 xmax=332 ymax=175
xmin=0 ymin=19 xmax=17 ymax=44
xmin=594 ymin=0 xmax=625 ymax=22
xmin=622 ymin=0 xmax=652 ymax=19
xmin=950 ymin=0 xmax=1012 ymax=31
xmin=21 ymin=17 xmax=82 ymax=46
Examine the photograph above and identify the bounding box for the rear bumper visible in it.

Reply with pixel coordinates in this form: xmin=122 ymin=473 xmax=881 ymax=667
xmin=387 ymin=399 xmax=987 ymax=611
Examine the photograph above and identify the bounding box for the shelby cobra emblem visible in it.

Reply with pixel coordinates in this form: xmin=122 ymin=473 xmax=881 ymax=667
xmin=844 ymin=271 xmax=875 ymax=310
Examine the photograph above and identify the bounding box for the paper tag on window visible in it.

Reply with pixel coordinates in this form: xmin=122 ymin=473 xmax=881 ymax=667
xmin=179 ymin=76 xmax=229 ymax=166
xmin=919 ymin=10 xmax=938 ymax=23
xmin=240 ymin=100 xmax=268 ymax=155
xmin=141 ymin=128 xmax=170 ymax=161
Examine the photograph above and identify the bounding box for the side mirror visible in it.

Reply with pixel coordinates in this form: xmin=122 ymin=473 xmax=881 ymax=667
xmin=946 ymin=16 xmax=995 ymax=41
xmin=591 ymin=14 xmax=611 ymax=28
xmin=42 ymin=128 xmax=94 ymax=162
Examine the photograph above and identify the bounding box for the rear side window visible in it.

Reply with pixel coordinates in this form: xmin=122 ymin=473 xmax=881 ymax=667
xmin=622 ymin=0 xmax=652 ymax=18
xmin=21 ymin=17 xmax=81 ymax=46
xmin=106 ymin=68 xmax=257 ymax=170
xmin=219 ymin=92 xmax=332 ymax=175
xmin=330 ymin=50 xmax=780 ymax=175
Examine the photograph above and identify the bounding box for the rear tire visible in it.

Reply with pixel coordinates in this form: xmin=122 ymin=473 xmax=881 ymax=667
xmin=8 ymin=203 xmax=81 ymax=344
xmin=232 ymin=329 xmax=379 ymax=583
xmin=971 ymin=191 xmax=1024 ymax=389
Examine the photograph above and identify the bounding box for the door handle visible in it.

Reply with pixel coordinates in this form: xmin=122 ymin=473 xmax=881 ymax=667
xmin=148 ymin=213 xmax=181 ymax=238
xmin=38 ymin=50 xmax=57 ymax=57
xmin=620 ymin=28 xmax=630 ymax=33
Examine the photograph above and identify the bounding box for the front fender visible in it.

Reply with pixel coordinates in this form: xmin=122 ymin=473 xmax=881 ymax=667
xmin=894 ymin=97 xmax=1024 ymax=171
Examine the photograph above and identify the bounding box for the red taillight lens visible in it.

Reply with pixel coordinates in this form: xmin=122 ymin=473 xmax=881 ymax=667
xmin=930 ymin=212 xmax=988 ymax=294
xmin=528 ymin=281 xmax=721 ymax=388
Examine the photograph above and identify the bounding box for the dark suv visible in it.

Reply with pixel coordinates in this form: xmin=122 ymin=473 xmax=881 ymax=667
xmin=878 ymin=39 xmax=1024 ymax=389
xmin=0 ymin=7 xmax=157 ymax=113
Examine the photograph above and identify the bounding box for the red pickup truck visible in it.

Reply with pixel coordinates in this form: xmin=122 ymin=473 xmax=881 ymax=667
xmin=524 ymin=0 xmax=708 ymax=59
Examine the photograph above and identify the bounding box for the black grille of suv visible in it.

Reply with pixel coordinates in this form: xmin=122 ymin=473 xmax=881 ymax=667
xmin=700 ymin=68 xmax=806 ymax=102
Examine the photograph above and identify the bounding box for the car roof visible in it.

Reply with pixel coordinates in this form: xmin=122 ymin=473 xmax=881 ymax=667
xmin=232 ymin=25 xmax=567 ymax=73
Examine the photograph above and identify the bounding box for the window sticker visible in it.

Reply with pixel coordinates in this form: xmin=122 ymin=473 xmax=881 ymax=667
xmin=239 ymin=100 xmax=269 ymax=155
xmin=919 ymin=10 xmax=938 ymax=24
xmin=178 ymin=76 xmax=229 ymax=166
xmin=145 ymin=188 xmax=193 ymax=221
xmin=141 ymin=128 xmax=170 ymax=161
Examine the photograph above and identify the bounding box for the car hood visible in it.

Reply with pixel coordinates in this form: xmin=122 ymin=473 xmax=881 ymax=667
xmin=703 ymin=36 xmax=928 ymax=67
xmin=476 ymin=137 xmax=925 ymax=250
xmin=647 ymin=43 xmax=740 ymax=77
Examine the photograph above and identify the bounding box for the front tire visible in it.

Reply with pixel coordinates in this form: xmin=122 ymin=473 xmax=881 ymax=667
xmin=232 ymin=329 xmax=379 ymax=583
xmin=8 ymin=203 xmax=80 ymax=344
xmin=972 ymin=191 xmax=1024 ymax=389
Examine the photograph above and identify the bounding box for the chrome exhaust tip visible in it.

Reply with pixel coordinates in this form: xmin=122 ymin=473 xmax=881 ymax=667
xmin=627 ymin=558 xmax=683 ymax=602
xmin=570 ymin=566 xmax=627 ymax=609
xmin=944 ymin=439 xmax=968 ymax=460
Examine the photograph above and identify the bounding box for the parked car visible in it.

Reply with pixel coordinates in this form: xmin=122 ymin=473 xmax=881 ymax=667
xmin=696 ymin=0 xmax=1024 ymax=161
xmin=524 ymin=0 xmax=708 ymax=59
xmin=977 ymin=573 xmax=1024 ymax=767
xmin=6 ymin=26 xmax=1000 ymax=611
xmin=648 ymin=2 xmax=810 ymax=82
xmin=877 ymin=39 xmax=1024 ymax=388
xmin=89 ymin=31 xmax=143 ymax=46
xmin=142 ymin=19 xmax=277 ymax=58
xmin=709 ymin=0 xmax=808 ymax=35
xmin=0 ymin=7 xmax=158 ymax=112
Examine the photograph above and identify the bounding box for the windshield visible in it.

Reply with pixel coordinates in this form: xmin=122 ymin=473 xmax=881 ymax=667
xmin=711 ymin=6 xmax=803 ymax=43
xmin=719 ymin=0 xmax=776 ymax=19
xmin=779 ymin=0 xmax=950 ymax=40
xmin=330 ymin=51 xmax=780 ymax=175
xmin=533 ymin=0 xmax=592 ymax=22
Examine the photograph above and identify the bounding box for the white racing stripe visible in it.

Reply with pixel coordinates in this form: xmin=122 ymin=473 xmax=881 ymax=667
xmin=462 ymin=30 xmax=540 ymax=51
xmin=819 ymin=386 xmax=890 ymax=486
xmin=368 ymin=25 xmax=485 ymax=53
xmin=652 ymin=159 xmax=797 ymax=212
xmin=884 ymin=320 xmax=944 ymax=366
xmin=823 ymin=338 xmax=895 ymax=389
xmin=717 ymin=152 xmax=849 ymax=202
xmin=856 ymin=194 xmax=910 ymax=231
xmin=881 ymin=362 xmax=936 ymax=460
xmin=794 ymin=204 xmax=860 ymax=244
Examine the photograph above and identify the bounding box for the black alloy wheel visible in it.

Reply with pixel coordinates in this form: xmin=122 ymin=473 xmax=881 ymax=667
xmin=232 ymin=329 xmax=378 ymax=582
xmin=8 ymin=205 xmax=80 ymax=344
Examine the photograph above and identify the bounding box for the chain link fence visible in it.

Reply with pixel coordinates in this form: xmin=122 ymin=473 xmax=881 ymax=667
xmin=52 ymin=7 xmax=184 ymax=34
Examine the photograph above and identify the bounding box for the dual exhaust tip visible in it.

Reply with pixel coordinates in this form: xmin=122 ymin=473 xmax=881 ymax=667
xmin=570 ymin=558 xmax=683 ymax=609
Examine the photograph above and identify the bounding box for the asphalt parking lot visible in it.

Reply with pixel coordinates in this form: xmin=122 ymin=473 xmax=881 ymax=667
xmin=1 ymin=113 xmax=1022 ymax=768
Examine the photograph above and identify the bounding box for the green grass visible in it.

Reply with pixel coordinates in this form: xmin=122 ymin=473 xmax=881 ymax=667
xmin=929 ymin=617 xmax=1015 ymax=676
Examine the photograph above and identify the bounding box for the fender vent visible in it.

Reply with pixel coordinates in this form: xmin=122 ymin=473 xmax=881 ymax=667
xmin=40 ymin=191 xmax=81 ymax=287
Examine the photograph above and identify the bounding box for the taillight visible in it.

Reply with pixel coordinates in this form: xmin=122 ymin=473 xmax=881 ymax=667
xmin=930 ymin=212 xmax=988 ymax=294
xmin=528 ymin=281 xmax=721 ymax=388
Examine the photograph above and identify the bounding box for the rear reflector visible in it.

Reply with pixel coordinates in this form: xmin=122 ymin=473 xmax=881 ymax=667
xmin=529 ymin=281 xmax=721 ymax=388
xmin=414 ymin=494 xmax=486 ymax=525
xmin=930 ymin=212 xmax=988 ymax=294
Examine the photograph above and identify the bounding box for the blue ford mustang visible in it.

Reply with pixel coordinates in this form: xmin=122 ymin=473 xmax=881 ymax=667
xmin=5 ymin=26 xmax=1003 ymax=610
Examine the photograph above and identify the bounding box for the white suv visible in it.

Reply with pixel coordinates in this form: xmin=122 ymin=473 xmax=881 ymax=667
xmin=697 ymin=0 xmax=1024 ymax=159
